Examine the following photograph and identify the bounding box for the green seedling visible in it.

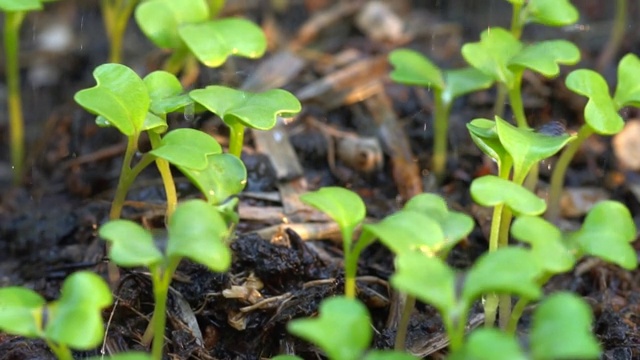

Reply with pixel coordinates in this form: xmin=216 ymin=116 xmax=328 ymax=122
xmin=388 ymin=49 xmax=494 ymax=181
xmin=462 ymin=27 xmax=579 ymax=127
xmin=100 ymin=0 xmax=139 ymax=63
xmin=135 ymin=0 xmax=266 ymax=76
xmin=0 ymin=271 xmax=112 ymax=360
xmin=449 ymin=292 xmax=600 ymax=360
xmin=1 ymin=0 xmax=57 ymax=184
xmin=99 ymin=199 xmax=232 ymax=359
xmin=505 ymin=0 xmax=579 ymax=38
xmin=281 ymin=296 xmax=417 ymax=360
xmin=547 ymin=54 xmax=640 ymax=220
xmin=189 ymin=85 xmax=302 ymax=157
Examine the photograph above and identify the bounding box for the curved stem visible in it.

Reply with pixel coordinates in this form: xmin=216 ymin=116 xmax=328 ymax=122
xmin=148 ymin=132 xmax=177 ymax=220
xmin=432 ymin=90 xmax=452 ymax=183
xmin=546 ymin=125 xmax=594 ymax=222
xmin=227 ymin=121 xmax=246 ymax=158
xmin=394 ymin=294 xmax=415 ymax=351
xmin=109 ymin=135 xmax=141 ymax=220
xmin=5 ymin=11 xmax=26 ymax=185
xmin=508 ymin=73 xmax=527 ymax=128
xmin=596 ymin=0 xmax=627 ymax=72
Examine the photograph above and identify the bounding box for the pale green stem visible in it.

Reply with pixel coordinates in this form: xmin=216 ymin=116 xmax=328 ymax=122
xmin=432 ymin=90 xmax=452 ymax=183
xmin=510 ymin=2 xmax=524 ymax=39
xmin=493 ymin=83 xmax=508 ymax=118
xmin=148 ymin=132 xmax=177 ymax=220
xmin=162 ymin=47 xmax=190 ymax=75
xmin=228 ymin=121 xmax=246 ymax=158
xmin=46 ymin=341 xmax=73 ymax=360
xmin=5 ymin=11 xmax=26 ymax=185
xmin=506 ymin=273 xmax=552 ymax=334
xmin=508 ymin=73 xmax=527 ymax=128
xmin=448 ymin=305 xmax=468 ymax=352
xmin=101 ymin=0 xmax=138 ymax=63
xmin=394 ymin=294 xmax=415 ymax=351
xmin=597 ymin=0 xmax=627 ymax=71
xmin=208 ymin=0 xmax=225 ymax=18
xmin=546 ymin=125 xmax=594 ymax=222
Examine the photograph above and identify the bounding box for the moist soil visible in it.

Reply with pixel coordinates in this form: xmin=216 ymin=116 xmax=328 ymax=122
xmin=1 ymin=1 xmax=640 ymax=359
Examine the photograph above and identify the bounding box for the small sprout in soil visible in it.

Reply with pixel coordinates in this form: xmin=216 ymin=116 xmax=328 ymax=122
xmin=0 ymin=271 xmax=112 ymax=360
xmin=100 ymin=0 xmax=138 ymax=63
xmin=99 ymin=199 xmax=232 ymax=359
xmin=189 ymin=85 xmax=302 ymax=157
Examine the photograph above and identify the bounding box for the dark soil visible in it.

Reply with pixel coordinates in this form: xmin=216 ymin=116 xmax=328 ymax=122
xmin=1 ymin=0 xmax=640 ymax=359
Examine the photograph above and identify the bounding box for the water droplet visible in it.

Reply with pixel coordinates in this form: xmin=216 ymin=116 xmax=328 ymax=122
xmin=183 ymin=102 xmax=195 ymax=122
xmin=273 ymin=131 xmax=282 ymax=142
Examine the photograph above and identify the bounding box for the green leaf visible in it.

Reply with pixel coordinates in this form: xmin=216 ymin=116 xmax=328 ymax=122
xmin=177 ymin=153 xmax=247 ymax=205
xmin=99 ymin=220 xmax=164 ymax=267
xmin=530 ymin=292 xmax=601 ymax=360
xmin=74 ymin=63 xmax=149 ymax=137
xmin=364 ymin=351 xmax=418 ymax=360
xmin=525 ymin=0 xmax=579 ymax=27
xmin=135 ymin=0 xmax=208 ymax=49
xmin=149 ymin=128 xmax=222 ymax=170
xmin=287 ymin=297 xmax=371 ymax=360
xmin=470 ymin=175 xmax=546 ymax=216
xmin=167 ymin=199 xmax=232 ymax=272
xmin=89 ymin=353 xmax=154 ymax=360
xmin=614 ymin=53 xmax=640 ymax=108
xmin=144 ymin=70 xmax=193 ymax=116
xmin=467 ymin=118 xmax=512 ymax=171
xmin=300 ymin=187 xmax=366 ymax=248
xmin=463 ymin=247 xmax=542 ymax=302
xmin=363 ymin=210 xmax=445 ymax=256
xmin=443 ymin=67 xmax=494 ymax=103
xmin=566 ymin=69 xmax=624 ymax=135
xmin=568 ymin=201 xmax=637 ymax=270
xmin=190 ymin=86 xmax=301 ymax=130
xmin=0 ymin=0 xmax=42 ymax=11
xmin=179 ymin=18 xmax=267 ymax=67
xmin=511 ymin=216 xmax=575 ymax=274
xmin=509 ymin=40 xmax=580 ymax=77
xmin=461 ymin=27 xmax=522 ymax=87
xmin=388 ymin=49 xmax=445 ymax=89
xmin=0 ymin=287 xmax=45 ymax=337
xmin=403 ymin=193 xmax=474 ymax=249
xmin=391 ymin=251 xmax=457 ymax=319
xmin=449 ymin=328 xmax=526 ymax=360
xmin=45 ymin=271 xmax=113 ymax=350
xmin=495 ymin=116 xmax=574 ymax=183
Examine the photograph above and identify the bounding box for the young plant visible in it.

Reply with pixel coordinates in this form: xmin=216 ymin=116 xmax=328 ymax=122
xmin=388 ymin=49 xmax=494 ymax=181
xmin=1 ymin=0 xmax=57 ymax=184
xmin=135 ymin=0 xmax=266 ymax=78
xmin=99 ymin=199 xmax=232 ymax=359
xmin=0 ymin=271 xmax=113 ymax=360
xmin=547 ymin=53 xmax=640 ymax=221
xmin=100 ymin=0 xmax=139 ymax=63
xmin=506 ymin=0 xmax=579 ymax=39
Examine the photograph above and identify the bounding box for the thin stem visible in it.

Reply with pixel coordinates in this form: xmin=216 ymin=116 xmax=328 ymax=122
xmin=447 ymin=306 xmax=468 ymax=351
xmin=162 ymin=47 xmax=190 ymax=75
xmin=508 ymin=73 xmax=527 ymax=128
xmin=394 ymin=294 xmax=415 ymax=351
xmin=151 ymin=271 xmax=171 ymax=359
xmin=46 ymin=341 xmax=73 ymax=360
xmin=228 ymin=121 xmax=246 ymax=158
xmin=208 ymin=0 xmax=225 ymax=18
xmin=432 ymin=90 xmax=452 ymax=183
xmin=493 ymin=83 xmax=508 ymax=118
xmin=102 ymin=0 xmax=138 ymax=63
xmin=506 ymin=297 xmax=529 ymax=334
xmin=546 ymin=125 xmax=594 ymax=222
xmin=109 ymin=135 xmax=141 ymax=220
xmin=5 ymin=11 xmax=26 ymax=185
xmin=596 ymin=0 xmax=627 ymax=72
xmin=148 ymin=132 xmax=177 ymax=220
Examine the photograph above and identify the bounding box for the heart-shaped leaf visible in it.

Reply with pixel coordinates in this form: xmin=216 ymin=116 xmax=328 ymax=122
xmin=566 ymin=69 xmax=624 ymax=135
xmin=177 ymin=153 xmax=247 ymax=205
xmin=190 ymin=86 xmax=301 ymax=130
xmin=135 ymin=0 xmax=208 ymax=49
xmin=467 ymin=118 xmax=513 ymax=172
xmin=179 ymin=18 xmax=267 ymax=68
xmin=0 ymin=287 xmax=45 ymax=338
xmin=287 ymin=297 xmax=371 ymax=360
xmin=495 ymin=116 xmax=574 ymax=183
xmin=301 ymin=187 xmax=366 ymax=248
xmin=363 ymin=210 xmax=445 ymax=256
xmin=99 ymin=220 xmax=164 ymax=267
xmin=470 ymin=175 xmax=546 ymax=216
xmin=463 ymin=247 xmax=542 ymax=303
xmin=568 ymin=200 xmax=637 ymax=270
xmin=144 ymin=70 xmax=193 ymax=116
xmin=443 ymin=67 xmax=494 ymax=103
xmin=391 ymin=251 xmax=457 ymax=320
xmin=530 ymin=292 xmax=601 ymax=360
xmin=149 ymin=128 xmax=222 ymax=170
xmin=167 ymin=199 xmax=232 ymax=272
xmin=45 ymin=271 xmax=113 ymax=349
xmin=449 ymin=328 xmax=527 ymax=360
xmin=461 ymin=28 xmax=522 ymax=88
xmin=509 ymin=40 xmax=580 ymax=77
xmin=388 ymin=49 xmax=445 ymax=89
xmin=614 ymin=53 xmax=640 ymax=108
xmin=525 ymin=0 xmax=579 ymax=27
xmin=511 ymin=216 xmax=575 ymax=274
xmin=74 ymin=63 xmax=149 ymax=137
xmin=0 ymin=0 xmax=42 ymax=11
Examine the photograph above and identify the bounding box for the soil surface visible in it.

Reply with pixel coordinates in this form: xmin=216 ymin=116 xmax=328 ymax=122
xmin=1 ymin=0 xmax=640 ymax=359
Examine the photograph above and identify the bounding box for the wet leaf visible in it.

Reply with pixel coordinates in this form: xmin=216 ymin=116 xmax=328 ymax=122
xmin=0 ymin=287 xmax=45 ymax=337
xmin=470 ymin=175 xmax=546 ymax=216
xmin=190 ymin=86 xmax=301 ymax=130
xmin=167 ymin=200 xmax=232 ymax=272
xmin=509 ymin=40 xmax=580 ymax=77
xmin=511 ymin=216 xmax=575 ymax=274
xmin=461 ymin=28 xmax=522 ymax=88
xmin=363 ymin=211 xmax=445 ymax=256
xmin=287 ymin=297 xmax=371 ymax=360
xmin=566 ymin=69 xmax=623 ymax=135
xmin=177 ymin=153 xmax=247 ymax=205
xmin=99 ymin=220 xmax=163 ymax=267
xmin=467 ymin=118 xmax=512 ymax=171
xmin=388 ymin=49 xmax=445 ymax=89
xmin=135 ymin=0 xmax=208 ymax=49
xmin=614 ymin=53 xmax=640 ymax=108
xmin=463 ymin=247 xmax=542 ymax=302
xmin=449 ymin=328 xmax=526 ymax=360
xmin=74 ymin=64 xmax=149 ymax=137
xmin=45 ymin=271 xmax=113 ymax=349
xmin=149 ymin=128 xmax=222 ymax=170
xmin=525 ymin=0 xmax=579 ymax=27
xmin=530 ymin=293 xmax=601 ymax=360
xmin=180 ymin=18 xmax=267 ymax=67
